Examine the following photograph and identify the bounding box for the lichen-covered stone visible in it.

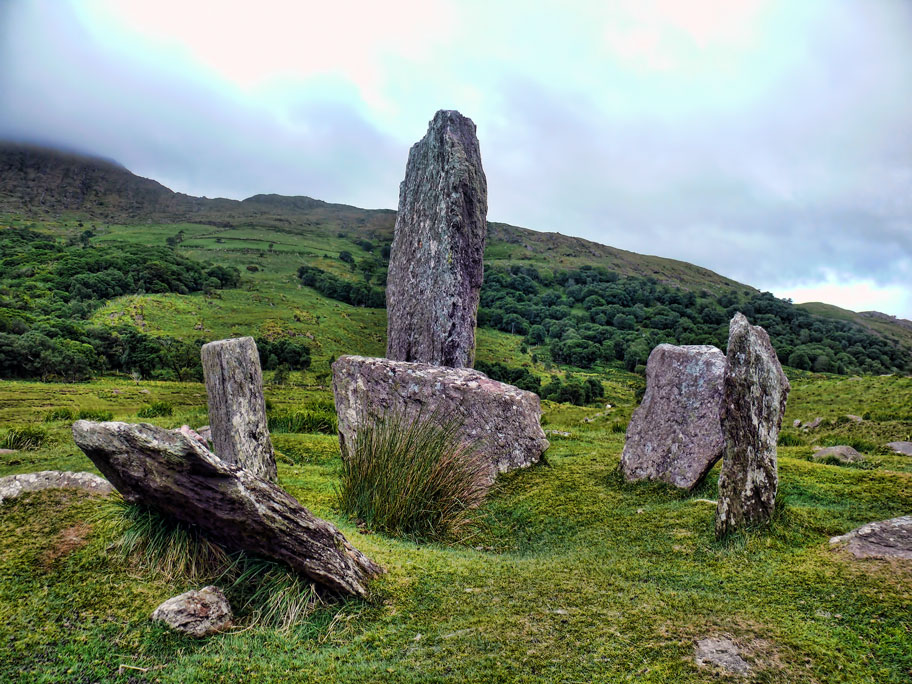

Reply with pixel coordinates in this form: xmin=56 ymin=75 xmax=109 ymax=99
xmin=812 ymin=445 xmax=864 ymax=464
xmin=694 ymin=637 xmax=752 ymax=675
xmin=830 ymin=516 xmax=912 ymax=560
xmin=0 ymin=470 xmax=113 ymax=504
xmin=715 ymin=313 xmax=790 ymax=538
xmin=151 ymin=586 xmax=232 ymax=637
xmin=72 ymin=420 xmax=382 ymax=597
xmin=201 ymin=337 xmax=276 ymax=481
xmin=386 ymin=110 xmax=488 ymax=368
xmin=620 ymin=344 xmax=725 ymax=489
xmin=332 ymin=355 xmax=548 ymax=481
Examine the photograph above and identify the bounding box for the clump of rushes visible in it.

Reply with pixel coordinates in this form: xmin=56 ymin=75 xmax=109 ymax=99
xmin=137 ymin=401 xmax=173 ymax=418
xmin=97 ymin=499 xmax=321 ymax=630
xmin=77 ymin=409 xmax=114 ymax=421
xmin=268 ymin=409 xmax=337 ymax=435
xmin=336 ymin=411 xmax=489 ymax=541
xmin=1 ymin=425 xmax=48 ymax=451
xmin=43 ymin=408 xmax=75 ymax=422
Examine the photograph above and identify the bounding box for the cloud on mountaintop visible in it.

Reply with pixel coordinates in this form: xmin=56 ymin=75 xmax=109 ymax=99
xmin=1 ymin=0 xmax=911 ymax=316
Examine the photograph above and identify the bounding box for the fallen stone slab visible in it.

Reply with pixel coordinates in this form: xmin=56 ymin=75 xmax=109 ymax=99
xmin=886 ymin=441 xmax=912 ymax=456
xmin=386 ymin=110 xmax=488 ymax=369
xmin=201 ymin=337 xmax=277 ymax=481
xmin=620 ymin=344 xmax=725 ymax=490
xmin=332 ymin=355 xmax=548 ymax=481
xmin=812 ymin=445 xmax=864 ymax=464
xmin=830 ymin=516 xmax=912 ymax=560
xmin=695 ymin=636 xmax=752 ymax=675
xmin=72 ymin=421 xmax=382 ymax=597
xmin=151 ymin=586 xmax=232 ymax=637
xmin=716 ymin=313 xmax=790 ymax=539
xmin=0 ymin=470 xmax=113 ymax=505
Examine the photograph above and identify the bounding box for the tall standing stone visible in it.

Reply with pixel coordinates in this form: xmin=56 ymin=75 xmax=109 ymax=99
xmin=620 ymin=344 xmax=725 ymax=490
xmin=715 ymin=313 xmax=790 ymax=538
xmin=201 ymin=337 xmax=277 ymax=481
xmin=386 ymin=110 xmax=488 ymax=368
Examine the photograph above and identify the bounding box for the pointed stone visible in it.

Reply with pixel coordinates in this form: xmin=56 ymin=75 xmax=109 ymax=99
xmin=715 ymin=313 xmax=790 ymax=538
xmin=200 ymin=337 xmax=276 ymax=481
xmin=386 ymin=110 xmax=488 ymax=368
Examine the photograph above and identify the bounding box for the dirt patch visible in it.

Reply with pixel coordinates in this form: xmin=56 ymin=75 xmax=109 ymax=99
xmin=40 ymin=522 xmax=91 ymax=568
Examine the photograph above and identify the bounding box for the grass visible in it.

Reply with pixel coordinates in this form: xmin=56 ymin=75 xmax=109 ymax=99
xmin=0 ymin=425 xmax=48 ymax=451
xmin=268 ymin=408 xmax=338 ymax=435
xmin=336 ymin=411 xmax=489 ymax=542
xmin=137 ymin=401 xmax=174 ymax=418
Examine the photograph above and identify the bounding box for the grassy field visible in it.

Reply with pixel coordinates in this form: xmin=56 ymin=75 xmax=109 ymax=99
xmin=0 ymin=372 xmax=909 ymax=683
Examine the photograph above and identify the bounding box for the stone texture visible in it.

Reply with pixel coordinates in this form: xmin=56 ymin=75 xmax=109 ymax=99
xmin=620 ymin=344 xmax=725 ymax=490
xmin=200 ymin=337 xmax=276 ymax=481
xmin=151 ymin=586 xmax=232 ymax=637
xmin=886 ymin=441 xmax=912 ymax=456
xmin=812 ymin=445 xmax=864 ymax=464
xmin=332 ymin=355 xmax=548 ymax=481
xmin=830 ymin=516 xmax=912 ymax=560
xmin=0 ymin=470 xmax=113 ymax=504
xmin=804 ymin=417 xmax=823 ymax=430
xmin=715 ymin=313 xmax=791 ymax=538
xmin=72 ymin=421 xmax=382 ymax=596
xmin=386 ymin=110 xmax=488 ymax=368
xmin=694 ymin=637 xmax=752 ymax=675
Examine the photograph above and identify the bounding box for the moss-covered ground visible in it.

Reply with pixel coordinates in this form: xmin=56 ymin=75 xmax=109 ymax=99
xmin=0 ymin=372 xmax=909 ymax=683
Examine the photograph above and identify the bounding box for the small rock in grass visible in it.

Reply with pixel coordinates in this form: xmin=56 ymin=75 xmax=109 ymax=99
xmin=885 ymin=441 xmax=912 ymax=456
xmin=695 ymin=636 xmax=751 ymax=675
xmin=846 ymin=414 xmax=863 ymax=423
xmin=151 ymin=586 xmax=232 ymax=637
xmin=792 ymin=419 xmax=802 ymax=428
xmin=804 ymin=417 xmax=823 ymax=430
xmin=812 ymin=446 xmax=864 ymax=464
xmin=829 ymin=516 xmax=912 ymax=560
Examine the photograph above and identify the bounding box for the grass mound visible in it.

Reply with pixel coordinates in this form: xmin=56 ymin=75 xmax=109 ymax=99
xmin=0 ymin=425 xmax=48 ymax=450
xmin=336 ymin=411 xmax=489 ymax=541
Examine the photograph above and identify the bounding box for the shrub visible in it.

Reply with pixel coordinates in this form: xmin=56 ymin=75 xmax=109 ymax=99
xmin=77 ymin=408 xmax=114 ymax=421
xmin=268 ymin=409 xmax=337 ymax=435
xmin=137 ymin=401 xmax=173 ymax=418
xmin=336 ymin=411 xmax=489 ymax=541
xmin=1 ymin=425 xmax=48 ymax=450
xmin=43 ymin=407 xmax=75 ymax=422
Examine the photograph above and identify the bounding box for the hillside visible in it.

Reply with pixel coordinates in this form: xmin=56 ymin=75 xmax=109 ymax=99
xmin=799 ymin=302 xmax=912 ymax=350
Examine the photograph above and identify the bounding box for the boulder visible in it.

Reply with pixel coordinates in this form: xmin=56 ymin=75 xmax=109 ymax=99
xmin=620 ymin=344 xmax=725 ymax=490
xmin=830 ymin=516 xmax=912 ymax=560
xmin=886 ymin=441 xmax=912 ymax=456
xmin=812 ymin=445 xmax=864 ymax=464
xmin=386 ymin=110 xmax=488 ymax=368
xmin=694 ymin=636 xmax=752 ymax=675
xmin=151 ymin=586 xmax=232 ymax=637
xmin=201 ymin=337 xmax=276 ymax=481
xmin=804 ymin=417 xmax=823 ymax=430
xmin=715 ymin=313 xmax=790 ymax=538
xmin=0 ymin=470 xmax=113 ymax=504
xmin=332 ymin=355 xmax=548 ymax=481
xmin=72 ymin=421 xmax=382 ymax=597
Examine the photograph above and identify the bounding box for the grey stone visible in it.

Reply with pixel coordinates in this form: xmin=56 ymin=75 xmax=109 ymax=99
xmin=830 ymin=516 xmax=912 ymax=560
xmin=846 ymin=414 xmax=863 ymax=423
xmin=812 ymin=445 xmax=864 ymax=464
xmin=201 ymin=337 xmax=276 ymax=481
xmin=716 ymin=313 xmax=790 ymax=538
xmin=621 ymin=344 xmax=725 ymax=490
xmin=178 ymin=425 xmax=208 ymax=449
xmin=332 ymin=355 xmax=548 ymax=482
xmin=886 ymin=441 xmax=912 ymax=456
xmin=72 ymin=421 xmax=382 ymax=597
xmin=386 ymin=110 xmax=488 ymax=368
xmin=792 ymin=419 xmax=802 ymax=428
xmin=804 ymin=417 xmax=823 ymax=430
xmin=695 ymin=636 xmax=752 ymax=675
xmin=0 ymin=470 xmax=113 ymax=505
xmin=151 ymin=586 xmax=232 ymax=637
xmin=196 ymin=425 xmax=212 ymax=443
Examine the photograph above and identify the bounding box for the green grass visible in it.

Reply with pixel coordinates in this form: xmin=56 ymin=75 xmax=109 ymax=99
xmin=0 ymin=373 xmax=910 ymax=682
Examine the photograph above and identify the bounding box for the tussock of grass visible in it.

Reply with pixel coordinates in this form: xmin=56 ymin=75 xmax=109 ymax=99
xmin=43 ymin=408 xmax=75 ymax=422
xmin=777 ymin=430 xmax=805 ymax=446
xmin=336 ymin=411 xmax=489 ymax=541
xmin=137 ymin=401 xmax=173 ymax=418
xmin=0 ymin=425 xmax=48 ymax=451
xmin=268 ymin=408 xmax=337 ymax=435
xmin=77 ymin=408 xmax=114 ymax=421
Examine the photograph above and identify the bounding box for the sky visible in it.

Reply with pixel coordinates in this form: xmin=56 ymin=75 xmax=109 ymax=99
xmin=1 ymin=0 xmax=911 ymax=317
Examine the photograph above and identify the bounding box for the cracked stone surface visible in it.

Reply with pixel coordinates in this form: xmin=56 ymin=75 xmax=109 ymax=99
xmin=151 ymin=586 xmax=232 ymax=637
xmin=695 ymin=637 xmax=752 ymax=675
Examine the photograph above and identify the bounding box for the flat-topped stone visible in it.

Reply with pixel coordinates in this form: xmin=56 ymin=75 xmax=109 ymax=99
xmin=0 ymin=470 xmax=113 ymax=504
xmin=886 ymin=441 xmax=912 ymax=456
xmin=830 ymin=516 xmax=912 ymax=560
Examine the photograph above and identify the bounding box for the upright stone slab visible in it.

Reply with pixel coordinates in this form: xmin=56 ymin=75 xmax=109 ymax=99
xmin=332 ymin=355 xmax=548 ymax=482
xmin=715 ymin=313 xmax=790 ymax=538
xmin=620 ymin=344 xmax=725 ymax=490
xmin=386 ymin=110 xmax=488 ymax=368
xmin=201 ymin=337 xmax=276 ymax=481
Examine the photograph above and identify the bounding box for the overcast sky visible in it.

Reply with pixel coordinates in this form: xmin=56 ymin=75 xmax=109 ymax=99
xmin=2 ymin=0 xmax=911 ymax=317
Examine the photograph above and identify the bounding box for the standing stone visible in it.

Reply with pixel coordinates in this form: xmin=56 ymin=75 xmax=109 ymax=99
xmin=715 ymin=313 xmax=791 ymax=538
xmin=201 ymin=337 xmax=276 ymax=481
xmin=620 ymin=344 xmax=725 ymax=490
xmin=386 ymin=110 xmax=488 ymax=368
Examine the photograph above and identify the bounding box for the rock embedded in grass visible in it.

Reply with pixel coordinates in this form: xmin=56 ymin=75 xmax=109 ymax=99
xmin=332 ymin=355 xmax=549 ymax=481
xmin=201 ymin=336 xmax=276 ymax=481
xmin=386 ymin=110 xmax=487 ymax=369
xmin=812 ymin=445 xmax=864 ymax=464
xmin=715 ymin=313 xmax=790 ymax=539
xmin=620 ymin=344 xmax=725 ymax=490
xmin=885 ymin=441 xmax=912 ymax=456
xmin=830 ymin=516 xmax=912 ymax=560
xmin=0 ymin=470 xmax=113 ymax=505
xmin=151 ymin=586 xmax=232 ymax=637
xmin=694 ymin=636 xmax=752 ymax=675
xmin=72 ymin=420 xmax=382 ymax=597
